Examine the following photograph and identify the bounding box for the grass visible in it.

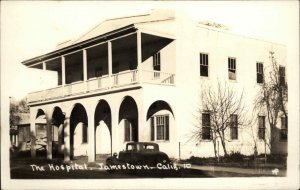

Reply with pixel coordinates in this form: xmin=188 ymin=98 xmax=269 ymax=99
xmin=181 ymin=152 xmax=287 ymax=169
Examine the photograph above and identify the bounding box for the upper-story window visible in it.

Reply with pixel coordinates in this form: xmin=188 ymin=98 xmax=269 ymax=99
xmin=228 ymin=57 xmax=236 ymax=80
xmin=279 ymin=66 xmax=286 ymax=86
xmin=200 ymin=53 xmax=209 ymax=77
xmin=153 ymin=52 xmax=161 ymax=71
xmin=256 ymin=62 xmax=264 ymax=84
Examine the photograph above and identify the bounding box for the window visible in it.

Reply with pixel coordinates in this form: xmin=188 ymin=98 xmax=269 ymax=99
xmin=124 ymin=119 xmax=132 ymax=142
xmin=153 ymin=52 xmax=161 ymax=71
xmin=202 ymin=113 xmax=211 ymax=140
xmin=258 ymin=116 xmax=265 ymax=140
xmin=82 ymin=124 xmax=88 ymax=143
xmin=153 ymin=52 xmax=161 ymax=78
xmin=230 ymin=114 xmax=238 ymax=139
xmin=200 ymin=53 xmax=209 ymax=77
xmin=150 ymin=115 xmax=169 ymax=141
xmin=228 ymin=57 xmax=236 ymax=80
xmin=256 ymin=62 xmax=264 ymax=83
xmin=280 ymin=117 xmax=287 ymax=141
xmin=279 ymin=66 xmax=286 ymax=86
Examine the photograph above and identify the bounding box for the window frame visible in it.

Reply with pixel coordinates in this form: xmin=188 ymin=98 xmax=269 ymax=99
xmin=150 ymin=115 xmax=170 ymax=141
xmin=200 ymin=53 xmax=209 ymax=77
xmin=256 ymin=62 xmax=264 ymax=84
xmin=230 ymin=114 xmax=238 ymax=140
xmin=280 ymin=116 xmax=288 ymax=141
xmin=153 ymin=52 xmax=161 ymax=70
xmin=202 ymin=112 xmax=212 ymax=140
xmin=279 ymin=66 xmax=286 ymax=86
xmin=258 ymin=116 xmax=266 ymax=140
xmin=228 ymin=57 xmax=237 ymax=80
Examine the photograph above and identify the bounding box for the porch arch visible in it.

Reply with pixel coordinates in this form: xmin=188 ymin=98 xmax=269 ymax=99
xmin=119 ymin=96 xmax=139 ymax=143
xmin=146 ymin=100 xmax=175 ymax=141
xmin=94 ymin=99 xmax=112 ymax=158
xmin=34 ymin=109 xmax=47 ymax=157
xmin=50 ymin=106 xmax=65 ymax=156
xmin=70 ymin=103 xmax=88 ymax=158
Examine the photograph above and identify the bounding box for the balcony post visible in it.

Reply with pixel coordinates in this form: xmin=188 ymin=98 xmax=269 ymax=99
xmin=42 ymin=62 xmax=47 ymax=100
xmin=137 ymin=31 xmax=142 ymax=83
xmin=108 ymin=41 xmax=112 ymax=88
xmin=83 ymin=49 xmax=88 ymax=92
xmin=62 ymin=56 xmax=66 ymax=96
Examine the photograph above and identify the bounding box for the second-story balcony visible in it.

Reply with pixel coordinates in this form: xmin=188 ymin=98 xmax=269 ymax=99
xmin=25 ymin=29 xmax=176 ymax=104
xmin=27 ymin=69 xmax=175 ymax=103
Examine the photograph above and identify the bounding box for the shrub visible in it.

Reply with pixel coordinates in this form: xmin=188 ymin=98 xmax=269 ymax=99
xmin=224 ymin=151 xmax=245 ymax=162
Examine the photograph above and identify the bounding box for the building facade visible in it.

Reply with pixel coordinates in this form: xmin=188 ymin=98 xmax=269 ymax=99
xmin=23 ymin=10 xmax=287 ymax=162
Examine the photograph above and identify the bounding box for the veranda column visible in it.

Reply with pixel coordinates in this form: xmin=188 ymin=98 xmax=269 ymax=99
xmin=138 ymin=101 xmax=145 ymax=142
xmin=111 ymin=106 xmax=119 ymax=155
xmin=58 ymin=123 xmax=64 ymax=154
xmin=30 ymin=109 xmax=36 ymax=158
xmin=46 ymin=118 xmax=53 ymax=160
xmin=137 ymin=31 xmax=142 ymax=83
xmin=87 ymin=110 xmax=95 ymax=162
xmin=83 ymin=49 xmax=88 ymax=92
xmin=108 ymin=41 xmax=112 ymax=88
xmin=61 ymin=56 xmax=66 ymax=96
xmin=63 ymin=117 xmax=70 ymax=163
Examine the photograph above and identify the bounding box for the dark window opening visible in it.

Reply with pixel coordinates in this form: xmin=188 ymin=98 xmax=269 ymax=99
xmin=258 ymin=116 xmax=265 ymax=140
xmin=230 ymin=114 xmax=238 ymax=139
xmin=228 ymin=57 xmax=236 ymax=80
xmin=202 ymin=113 xmax=211 ymax=140
xmin=153 ymin=52 xmax=161 ymax=71
xmin=280 ymin=117 xmax=287 ymax=141
xmin=257 ymin=62 xmax=264 ymax=83
xmin=200 ymin=53 xmax=209 ymax=77
xmin=279 ymin=66 xmax=286 ymax=86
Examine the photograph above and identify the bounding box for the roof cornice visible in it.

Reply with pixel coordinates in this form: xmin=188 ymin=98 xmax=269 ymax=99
xmin=22 ymin=24 xmax=137 ymax=66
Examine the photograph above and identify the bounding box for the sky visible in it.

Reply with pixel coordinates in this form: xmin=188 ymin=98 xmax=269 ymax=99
xmin=1 ymin=1 xmax=299 ymax=100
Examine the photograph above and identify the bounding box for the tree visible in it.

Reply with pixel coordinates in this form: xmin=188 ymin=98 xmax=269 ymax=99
xmin=9 ymin=98 xmax=29 ymax=127
xmin=254 ymin=51 xmax=288 ymax=152
xmin=191 ymin=81 xmax=250 ymax=157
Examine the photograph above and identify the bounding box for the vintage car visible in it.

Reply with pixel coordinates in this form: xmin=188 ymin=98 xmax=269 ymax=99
xmin=106 ymin=142 xmax=172 ymax=167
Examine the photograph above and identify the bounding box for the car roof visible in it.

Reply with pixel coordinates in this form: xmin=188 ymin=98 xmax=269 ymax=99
xmin=126 ymin=142 xmax=158 ymax=146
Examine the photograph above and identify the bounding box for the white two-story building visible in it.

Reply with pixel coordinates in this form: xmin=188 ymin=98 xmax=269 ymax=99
xmin=23 ymin=9 xmax=287 ymax=162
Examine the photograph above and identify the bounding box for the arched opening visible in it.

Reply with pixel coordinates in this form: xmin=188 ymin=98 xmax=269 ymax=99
xmin=70 ymin=103 xmax=88 ymax=159
xmin=51 ymin=106 xmax=65 ymax=158
xmin=119 ymin=96 xmax=139 ymax=146
xmin=35 ymin=109 xmax=47 ymax=157
xmin=94 ymin=100 xmax=112 ymax=161
xmin=146 ymin=100 xmax=174 ymax=141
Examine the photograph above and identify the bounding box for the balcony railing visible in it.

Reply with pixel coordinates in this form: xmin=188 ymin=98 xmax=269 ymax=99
xmin=27 ymin=69 xmax=175 ymax=103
